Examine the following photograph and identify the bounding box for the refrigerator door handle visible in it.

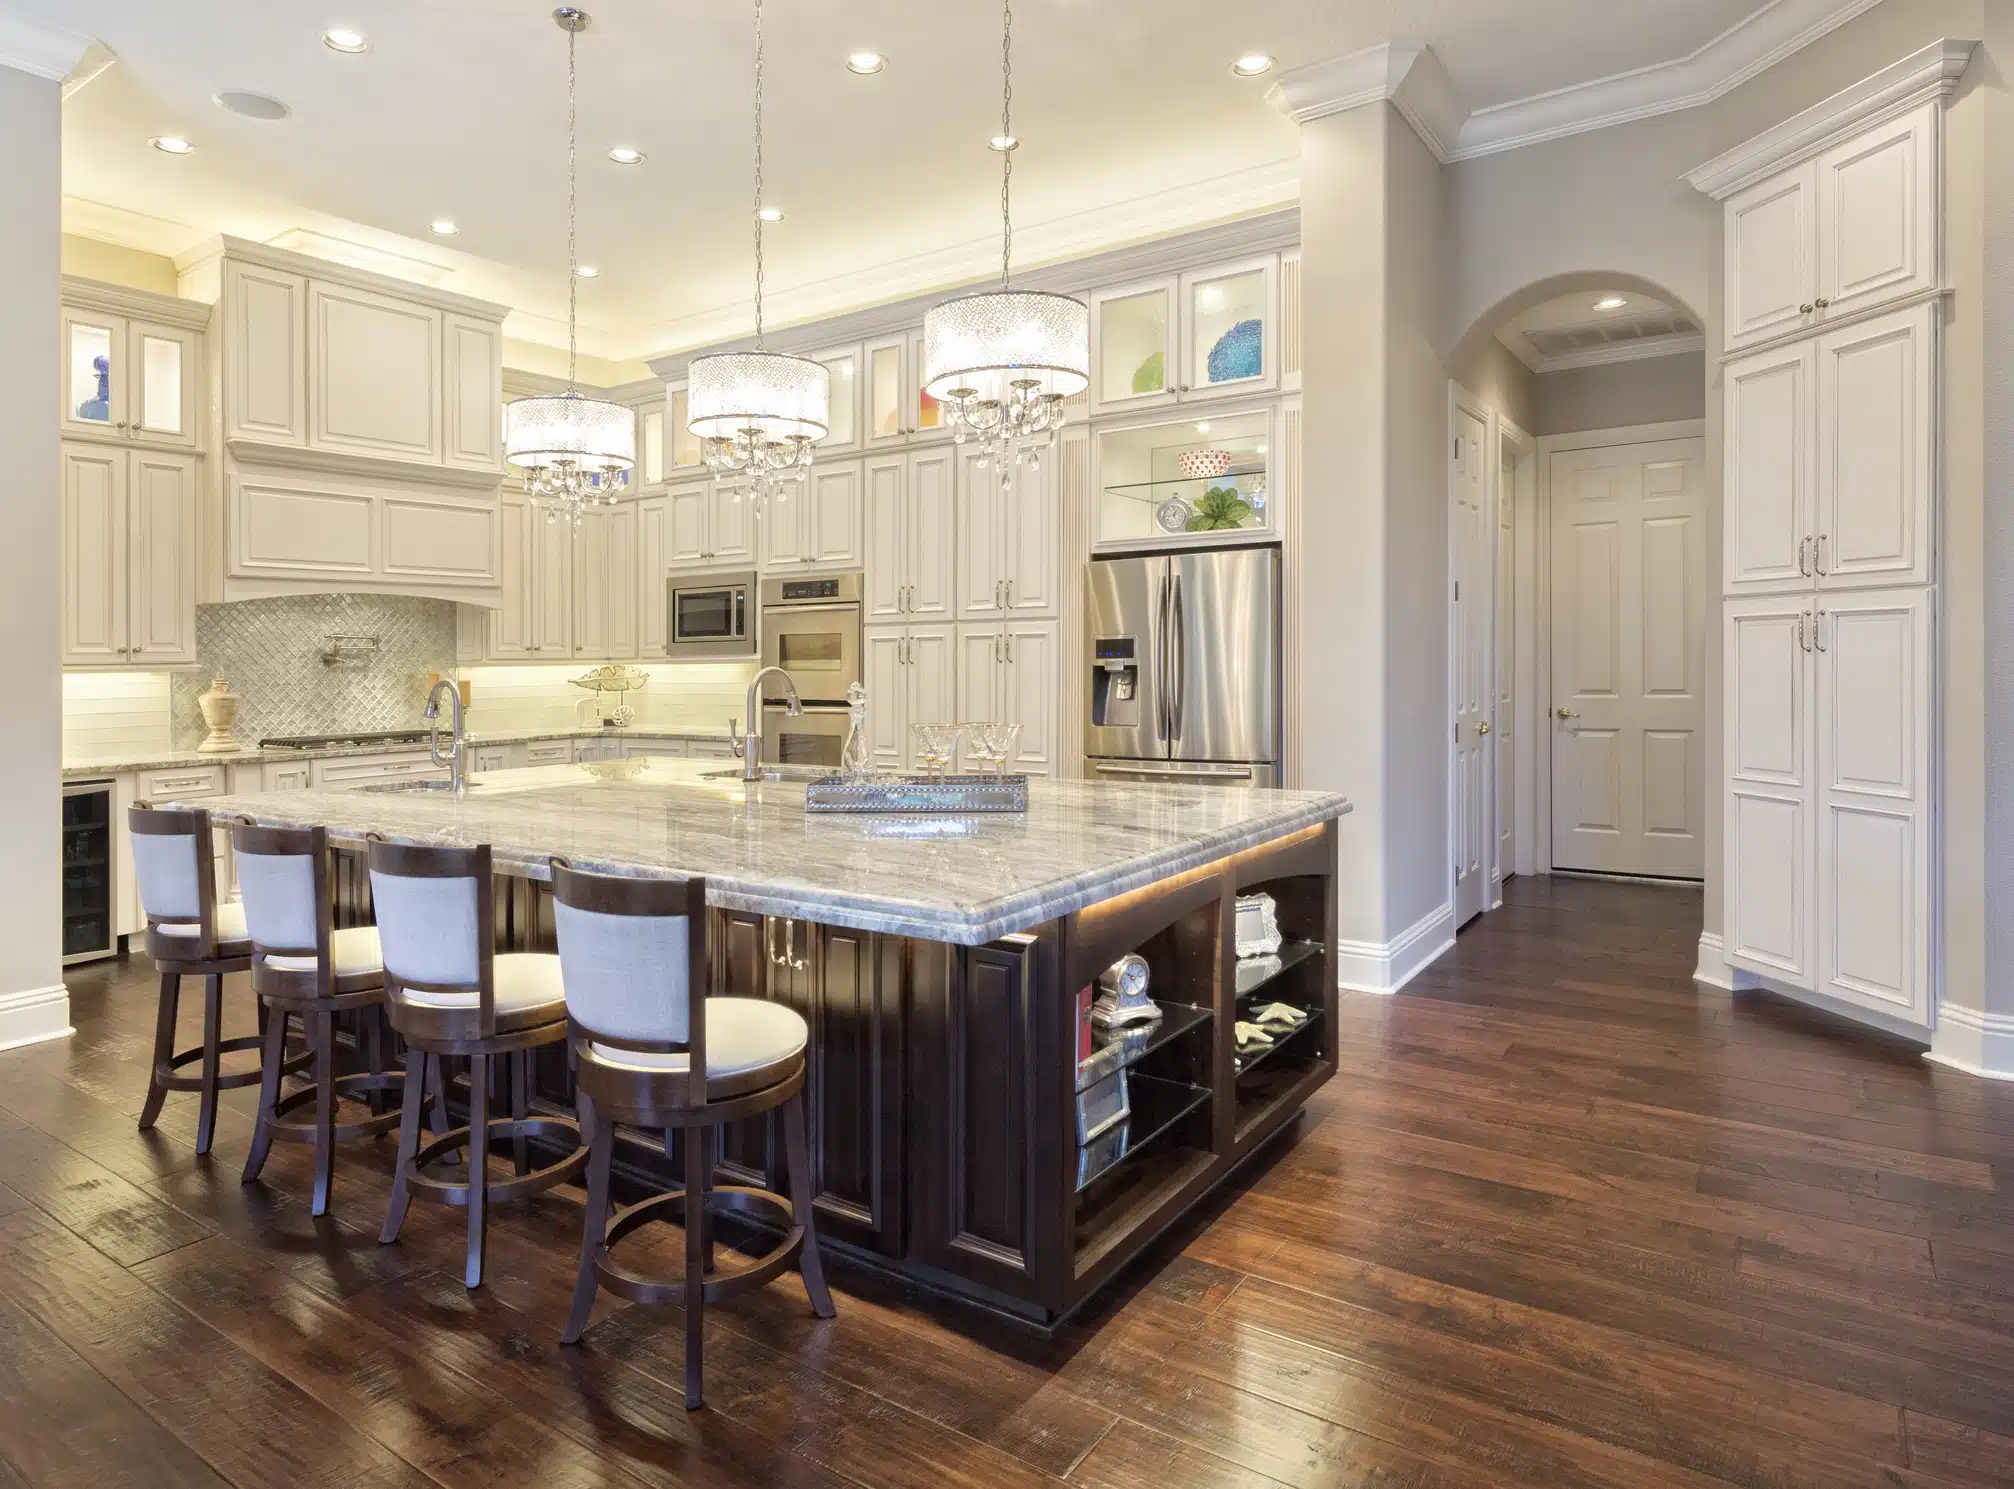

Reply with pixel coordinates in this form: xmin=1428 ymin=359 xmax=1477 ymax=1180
xmin=1154 ymin=570 xmax=1170 ymax=742
xmin=1169 ymin=570 xmax=1185 ymax=744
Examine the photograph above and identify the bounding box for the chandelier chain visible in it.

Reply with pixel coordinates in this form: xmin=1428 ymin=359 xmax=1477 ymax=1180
xmin=1000 ymin=0 xmax=1012 ymax=289
xmin=753 ymin=0 xmax=766 ymax=346
xmin=566 ymin=16 xmax=579 ymax=392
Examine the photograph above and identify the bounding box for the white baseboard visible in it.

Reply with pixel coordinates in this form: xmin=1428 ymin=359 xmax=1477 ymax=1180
xmin=1926 ymin=1003 xmax=2014 ymax=1082
xmin=1693 ymin=931 xmax=1759 ymax=991
xmin=1337 ymin=901 xmax=1455 ymax=995
xmin=0 ymin=984 xmax=72 ymax=1052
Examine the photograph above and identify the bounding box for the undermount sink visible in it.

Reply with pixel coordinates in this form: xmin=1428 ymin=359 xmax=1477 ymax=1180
xmin=699 ymin=765 xmax=825 ymax=784
xmin=352 ymin=778 xmax=476 ymax=794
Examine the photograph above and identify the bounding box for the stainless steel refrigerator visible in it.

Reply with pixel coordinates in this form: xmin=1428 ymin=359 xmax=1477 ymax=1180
xmin=1084 ymin=545 xmax=1280 ymax=787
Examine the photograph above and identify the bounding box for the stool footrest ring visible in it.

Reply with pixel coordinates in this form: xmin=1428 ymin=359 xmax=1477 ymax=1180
xmin=403 ymin=1117 xmax=586 ymax=1207
xmin=265 ymin=1072 xmax=406 ymax=1143
xmin=592 ymin=1184 xmax=806 ymax=1305
xmin=156 ymin=1034 xmax=304 ymax=1093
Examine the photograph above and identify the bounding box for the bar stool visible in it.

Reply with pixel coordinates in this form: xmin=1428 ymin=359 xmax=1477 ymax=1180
xmin=233 ymin=822 xmax=408 ymax=1216
xmin=550 ymin=859 xmax=833 ymax=1410
xmin=131 ymin=803 xmax=296 ymax=1155
xmin=369 ymin=840 xmax=586 ymax=1288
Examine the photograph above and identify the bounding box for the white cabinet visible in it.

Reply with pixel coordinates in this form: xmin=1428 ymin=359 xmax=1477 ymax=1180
xmin=1723 ymin=590 xmax=1931 ymax=1026
xmin=490 ymin=492 xmax=574 ymax=658
xmin=62 ymin=443 xmax=197 ymax=668
xmin=535 ymin=508 xmax=574 ymax=657
xmin=863 ymin=448 xmax=956 ymax=623
xmin=308 ymin=278 xmax=443 ymax=463
xmin=471 ymin=745 xmax=512 ymax=774
xmin=1725 ymin=303 xmax=1934 ymax=596
xmin=1088 ymin=255 xmax=1279 ymax=416
xmin=638 ymin=492 xmax=674 ymax=658
xmin=62 ymin=302 xmax=200 ymax=449
xmin=1723 ymin=102 xmax=1940 ymax=353
xmin=262 ymin=762 xmax=312 ymax=791
xmin=863 ymin=330 xmax=949 ymax=448
xmin=621 ymin=736 xmax=687 ymax=759
xmin=863 ymin=623 xmax=955 ymax=770
xmin=311 ymin=751 xmax=449 ymax=788
xmin=222 ymin=259 xmax=309 ymax=447
xmin=955 ymin=445 xmax=1060 ymax=622
xmin=762 ymin=458 xmax=863 ymax=571
xmin=812 ymin=344 xmax=862 ymax=453
xmin=572 ymin=501 xmax=639 ymax=659
xmin=952 ymin=620 xmax=1058 ymax=776
xmin=442 ymin=313 xmax=503 ymax=471
xmin=525 ymin=740 xmax=574 ymax=767
xmin=574 ymin=736 xmax=623 ymax=763
xmin=662 ymin=478 xmax=755 ymax=568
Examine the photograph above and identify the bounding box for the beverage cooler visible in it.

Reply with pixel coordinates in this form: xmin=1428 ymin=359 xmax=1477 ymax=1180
xmin=62 ymin=780 xmax=118 ymax=964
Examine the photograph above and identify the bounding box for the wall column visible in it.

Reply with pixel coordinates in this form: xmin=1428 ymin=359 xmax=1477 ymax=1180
xmin=0 ymin=27 xmax=87 ymax=1049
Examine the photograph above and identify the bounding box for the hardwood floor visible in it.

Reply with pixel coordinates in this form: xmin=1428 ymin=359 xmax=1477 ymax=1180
xmin=7 ymin=873 xmax=2014 ymax=1487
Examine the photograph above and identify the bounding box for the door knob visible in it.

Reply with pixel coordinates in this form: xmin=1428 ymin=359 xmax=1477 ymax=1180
xmin=1477 ymin=721 xmax=1491 ymax=735
xmin=1556 ymin=707 xmax=1578 ymax=720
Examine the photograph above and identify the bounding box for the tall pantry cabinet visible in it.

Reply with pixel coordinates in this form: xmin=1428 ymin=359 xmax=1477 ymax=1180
xmin=1691 ymin=42 xmax=1971 ymax=1032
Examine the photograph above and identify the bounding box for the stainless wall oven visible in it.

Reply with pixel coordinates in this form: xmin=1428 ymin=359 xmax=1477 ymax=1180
xmin=666 ymin=569 xmax=757 ymax=658
xmin=758 ymin=572 xmax=863 ymax=766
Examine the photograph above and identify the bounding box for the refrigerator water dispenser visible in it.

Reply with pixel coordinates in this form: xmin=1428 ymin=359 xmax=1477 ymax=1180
xmin=1091 ymin=638 xmax=1140 ymax=729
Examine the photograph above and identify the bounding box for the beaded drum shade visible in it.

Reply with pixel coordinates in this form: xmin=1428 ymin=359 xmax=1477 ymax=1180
xmin=922 ymin=290 xmax=1088 ymax=402
xmin=686 ymin=350 xmax=829 ymax=444
xmin=505 ymin=391 xmax=635 ymax=471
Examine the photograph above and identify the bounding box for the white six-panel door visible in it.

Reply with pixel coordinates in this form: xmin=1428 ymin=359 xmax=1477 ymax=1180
xmin=1549 ymin=437 xmax=1707 ymax=878
xmin=1723 ymin=595 xmax=1815 ymax=988
xmin=1814 ymin=589 xmax=1932 ymax=1022
xmin=1451 ymin=404 xmax=1489 ymax=925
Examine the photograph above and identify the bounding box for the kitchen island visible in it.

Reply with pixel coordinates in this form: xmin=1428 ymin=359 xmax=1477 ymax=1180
xmin=198 ymin=757 xmax=1348 ymax=1325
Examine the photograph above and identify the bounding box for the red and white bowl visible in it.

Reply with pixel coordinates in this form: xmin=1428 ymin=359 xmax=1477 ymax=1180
xmin=1176 ymin=448 xmax=1232 ymax=480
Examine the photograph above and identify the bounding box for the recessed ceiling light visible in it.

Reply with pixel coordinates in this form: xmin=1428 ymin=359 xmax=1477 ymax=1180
xmin=150 ymin=135 xmax=194 ymax=154
xmin=1196 ymin=423 xmax=1211 ymax=433
xmin=575 ymin=264 xmax=600 ymax=278
xmin=755 ymin=206 xmax=783 ymax=222
xmin=1594 ymin=295 xmax=1628 ymax=311
xmin=988 ymin=134 xmax=1018 ymax=152
xmin=214 ymin=90 xmax=290 ymax=120
xmin=1231 ymin=54 xmax=1275 ymax=77
xmin=429 ymin=217 xmax=459 ymax=236
xmin=846 ymin=50 xmax=885 ymax=75
xmin=322 ymin=26 xmax=369 ymax=54
xmin=607 ymin=145 xmax=645 ymax=165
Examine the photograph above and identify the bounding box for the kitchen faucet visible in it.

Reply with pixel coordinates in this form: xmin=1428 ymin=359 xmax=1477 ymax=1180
xmin=425 ymin=677 xmax=468 ymax=792
xmin=731 ymin=666 xmax=801 ymax=781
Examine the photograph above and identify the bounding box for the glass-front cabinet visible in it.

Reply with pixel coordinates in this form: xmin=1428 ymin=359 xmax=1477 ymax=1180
xmin=1093 ymin=406 xmax=1274 ymax=551
xmin=1088 ymin=254 xmax=1278 ymax=416
xmin=864 ymin=330 xmax=946 ymax=448
xmin=61 ymin=306 xmax=199 ymax=447
xmin=813 ymin=343 xmax=860 ymax=451
xmin=664 ymin=381 xmax=705 ymax=474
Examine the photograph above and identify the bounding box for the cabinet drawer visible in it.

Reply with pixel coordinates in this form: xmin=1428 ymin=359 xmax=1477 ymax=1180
xmin=522 ymin=741 xmax=573 ymax=766
xmin=311 ymin=752 xmax=448 ymax=787
xmin=471 ymin=745 xmax=512 ymax=774
xmin=685 ymin=739 xmax=737 ymax=760
xmin=139 ymin=765 xmax=224 ymax=801
xmin=621 ymin=737 xmax=686 ymax=758
xmin=262 ymin=763 xmax=312 ymax=792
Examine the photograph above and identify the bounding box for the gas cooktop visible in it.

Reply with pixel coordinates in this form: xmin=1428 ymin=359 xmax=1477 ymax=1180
xmin=260 ymin=729 xmax=434 ymax=753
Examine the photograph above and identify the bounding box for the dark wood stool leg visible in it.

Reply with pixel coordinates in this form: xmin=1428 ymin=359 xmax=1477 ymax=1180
xmin=309 ymin=1009 xmax=337 ymax=1217
xmin=783 ymin=1091 xmax=835 ymax=1319
xmin=380 ymin=1046 xmax=427 ymax=1244
xmin=242 ymin=1002 xmax=289 ymax=1183
xmin=427 ymin=1054 xmax=458 ymax=1164
xmin=687 ymin=1120 xmax=715 ymax=1273
xmin=510 ymin=1051 xmax=531 ymax=1177
xmin=464 ymin=1052 xmax=490 ymax=1289
xmin=195 ymin=973 xmax=224 ymax=1156
xmin=683 ymin=1123 xmax=707 ymax=1409
xmin=561 ymin=1093 xmax=612 ymax=1346
xmin=138 ymin=969 xmax=181 ymax=1131
xmin=362 ymin=1005 xmax=387 ymax=1116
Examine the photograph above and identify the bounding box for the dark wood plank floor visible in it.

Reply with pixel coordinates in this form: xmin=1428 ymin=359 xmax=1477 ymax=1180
xmin=7 ymin=874 xmax=2014 ymax=1487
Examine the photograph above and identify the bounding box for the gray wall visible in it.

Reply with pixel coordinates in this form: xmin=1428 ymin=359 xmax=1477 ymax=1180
xmin=1532 ymin=351 xmax=1705 ymax=436
xmin=1449 ymin=335 xmax=1538 ymax=435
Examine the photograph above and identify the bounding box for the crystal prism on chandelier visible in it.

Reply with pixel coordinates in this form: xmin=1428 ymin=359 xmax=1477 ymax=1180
xmin=502 ymin=7 xmax=633 ymax=526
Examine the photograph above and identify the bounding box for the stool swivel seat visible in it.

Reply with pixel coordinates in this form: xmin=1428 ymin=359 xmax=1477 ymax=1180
xmin=370 ymin=839 xmax=587 ymax=1288
xmin=131 ymin=803 xmax=305 ymax=1155
xmin=234 ymin=821 xmax=407 ymax=1216
xmin=551 ymin=858 xmax=834 ymax=1410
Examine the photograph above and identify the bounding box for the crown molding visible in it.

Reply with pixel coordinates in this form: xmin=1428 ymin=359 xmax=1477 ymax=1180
xmin=60 ymin=273 xmax=211 ymax=330
xmin=175 ymin=234 xmax=511 ymax=322
xmin=1266 ymin=41 xmax=1467 ymax=160
xmin=1685 ymin=38 xmax=1976 ymax=198
xmin=1520 ymin=333 xmax=1706 ymax=374
xmin=0 ymin=8 xmax=94 ymax=82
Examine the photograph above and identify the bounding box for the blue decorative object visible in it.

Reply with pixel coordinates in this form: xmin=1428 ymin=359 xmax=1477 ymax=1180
xmin=78 ymin=354 xmax=110 ymax=422
xmin=1205 ymin=319 xmax=1262 ymax=384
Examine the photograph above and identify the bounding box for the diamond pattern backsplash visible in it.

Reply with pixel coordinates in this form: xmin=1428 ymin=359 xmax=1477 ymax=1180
xmin=169 ymin=594 xmax=457 ymax=748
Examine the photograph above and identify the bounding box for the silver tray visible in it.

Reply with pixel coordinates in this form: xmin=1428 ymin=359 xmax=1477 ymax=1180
xmin=804 ymin=773 xmax=1028 ymax=813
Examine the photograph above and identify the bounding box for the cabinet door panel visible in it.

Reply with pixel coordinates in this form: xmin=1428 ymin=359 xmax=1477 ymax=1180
xmin=1004 ymin=452 xmax=1060 ymax=616
xmin=638 ymin=495 xmax=671 ymax=658
xmin=130 ymin=320 xmax=198 ymax=447
xmin=62 ymin=309 xmax=126 ymax=440
xmin=666 ymin=482 xmax=709 ymax=566
xmin=805 ymin=927 xmax=904 ymax=1255
xmin=490 ymin=494 xmax=536 ymax=658
xmin=127 ymin=450 xmax=198 ymax=665
xmin=62 ymin=445 xmax=127 ymax=665
xmin=808 ymin=459 xmax=862 ymax=567
xmin=571 ymin=509 xmax=610 ymax=659
xmin=956 ymin=627 xmax=1002 ymax=725
xmin=1815 ymin=305 xmax=1933 ymax=590
xmin=760 ymin=472 xmax=809 ymax=568
xmin=1816 ymin=102 xmax=1938 ymax=320
xmin=1725 ymin=165 xmax=1815 ymax=350
xmin=1724 ymin=343 xmax=1814 ymax=594
xmin=309 ymin=281 xmax=442 ymax=461
xmin=710 ymin=481 xmax=754 ymax=564
xmin=865 ymin=334 xmax=909 ymax=447
xmin=534 ymin=515 xmax=572 ymax=656
xmin=1180 ymin=257 xmax=1277 ymax=399
xmin=908 ymin=626 xmax=958 ymax=763
xmin=604 ymin=502 xmax=639 ymax=659
xmin=443 ymin=314 xmax=502 ymax=470
xmin=1723 ymin=598 xmax=1813 ymax=989
xmin=1005 ymin=623 xmax=1058 ymax=776
xmin=956 ymin=446 xmax=1005 ymax=620
xmin=224 ymin=263 xmax=307 ymax=446
xmin=862 ymin=628 xmax=910 ymax=771
xmin=1090 ymin=278 xmax=1177 ymax=415
xmin=1815 ymin=590 xmax=1930 ymax=1024
xmin=863 ymin=454 xmax=907 ymax=620
xmin=909 ymin=447 xmax=958 ymax=620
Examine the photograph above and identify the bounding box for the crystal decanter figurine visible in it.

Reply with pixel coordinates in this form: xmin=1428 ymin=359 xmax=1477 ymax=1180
xmin=839 ymin=681 xmax=874 ymax=779
xmin=78 ymin=355 xmax=110 ymax=422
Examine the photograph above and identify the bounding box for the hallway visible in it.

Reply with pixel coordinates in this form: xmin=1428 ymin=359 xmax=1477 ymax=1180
xmin=3 ymin=875 xmax=2013 ymax=1486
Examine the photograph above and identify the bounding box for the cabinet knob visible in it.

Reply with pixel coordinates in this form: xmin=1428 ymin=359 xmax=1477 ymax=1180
xmin=1814 ymin=297 xmax=1830 ymax=309
xmin=1800 ymin=303 xmax=1815 ymax=315
xmin=116 ymin=420 xmax=129 ymax=430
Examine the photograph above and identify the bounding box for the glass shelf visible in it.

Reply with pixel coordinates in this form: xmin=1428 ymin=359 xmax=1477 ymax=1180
xmin=1103 ymin=467 xmax=1267 ymax=501
xmin=1234 ymin=939 xmax=1324 ymax=1000
xmin=1077 ymin=1000 xmax=1213 ymax=1093
xmin=1234 ymin=1006 xmax=1323 ymax=1078
xmin=1076 ymin=1073 xmax=1212 ymax=1192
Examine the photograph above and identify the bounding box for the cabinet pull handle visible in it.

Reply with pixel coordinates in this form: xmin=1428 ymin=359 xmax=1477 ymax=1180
xmin=1815 ymin=533 xmax=1828 ymax=575
xmin=1006 ymin=579 xmax=1014 ymax=607
xmin=1798 ymin=610 xmax=1810 ymax=652
xmin=1798 ymin=536 xmax=1811 ymax=576
xmin=1814 ymin=608 xmax=1828 ymax=652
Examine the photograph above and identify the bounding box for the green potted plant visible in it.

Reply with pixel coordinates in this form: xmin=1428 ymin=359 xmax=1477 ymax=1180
xmin=1185 ymin=484 xmax=1254 ymax=532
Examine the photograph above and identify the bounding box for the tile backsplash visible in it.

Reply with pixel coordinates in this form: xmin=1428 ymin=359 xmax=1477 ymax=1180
xmin=167 ymin=594 xmax=457 ymax=747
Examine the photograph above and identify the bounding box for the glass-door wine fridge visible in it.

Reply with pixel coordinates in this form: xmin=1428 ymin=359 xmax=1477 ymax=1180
xmin=62 ymin=780 xmax=118 ymax=964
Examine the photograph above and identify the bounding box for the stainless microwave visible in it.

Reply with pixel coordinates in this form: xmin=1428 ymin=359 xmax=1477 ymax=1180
xmin=666 ymin=570 xmax=757 ymax=658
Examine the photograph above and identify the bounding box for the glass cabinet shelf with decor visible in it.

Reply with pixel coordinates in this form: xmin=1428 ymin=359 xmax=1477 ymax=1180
xmin=1094 ymin=407 xmax=1274 ymax=550
xmin=1088 ymin=253 xmax=1278 ymax=417
xmin=60 ymin=296 xmax=202 ymax=449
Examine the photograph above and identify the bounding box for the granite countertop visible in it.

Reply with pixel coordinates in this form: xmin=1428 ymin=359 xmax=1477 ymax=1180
xmin=195 ymin=757 xmax=1350 ymax=945
xmin=60 ymin=724 xmax=735 ymax=781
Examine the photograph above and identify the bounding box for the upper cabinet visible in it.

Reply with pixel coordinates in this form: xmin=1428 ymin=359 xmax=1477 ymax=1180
xmin=60 ymin=283 xmax=207 ymax=449
xmin=763 ymin=458 xmax=863 ymax=572
xmin=1719 ymin=100 xmax=1942 ymax=353
xmin=61 ymin=442 xmax=198 ymax=668
xmin=864 ymin=330 xmax=948 ymax=448
xmin=221 ymin=259 xmax=309 ymax=446
xmin=1089 ymin=253 xmax=1279 ymax=416
xmin=309 ymin=279 xmax=443 ymax=462
xmin=443 ymin=314 xmax=503 ymax=471
xmin=1092 ymin=404 xmax=1276 ymax=552
xmin=812 ymin=344 xmax=862 ymax=453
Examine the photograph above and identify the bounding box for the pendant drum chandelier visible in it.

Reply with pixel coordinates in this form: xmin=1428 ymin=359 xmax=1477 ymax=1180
xmin=922 ymin=0 xmax=1088 ymax=489
xmin=686 ymin=0 xmax=829 ymax=510
xmin=503 ymin=8 xmax=634 ymax=525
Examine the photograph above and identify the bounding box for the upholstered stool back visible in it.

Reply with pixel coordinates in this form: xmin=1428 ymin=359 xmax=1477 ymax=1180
xmin=129 ymin=803 xmax=240 ymax=962
xmin=368 ymin=841 xmax=495 ymax=1032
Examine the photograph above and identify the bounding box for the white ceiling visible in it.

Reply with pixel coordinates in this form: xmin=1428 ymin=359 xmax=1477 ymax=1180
xmin=1497 ymin=290 xmax=1703 ymax=373
xmin=32 ymin=0 xmax=1780 ymax=363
